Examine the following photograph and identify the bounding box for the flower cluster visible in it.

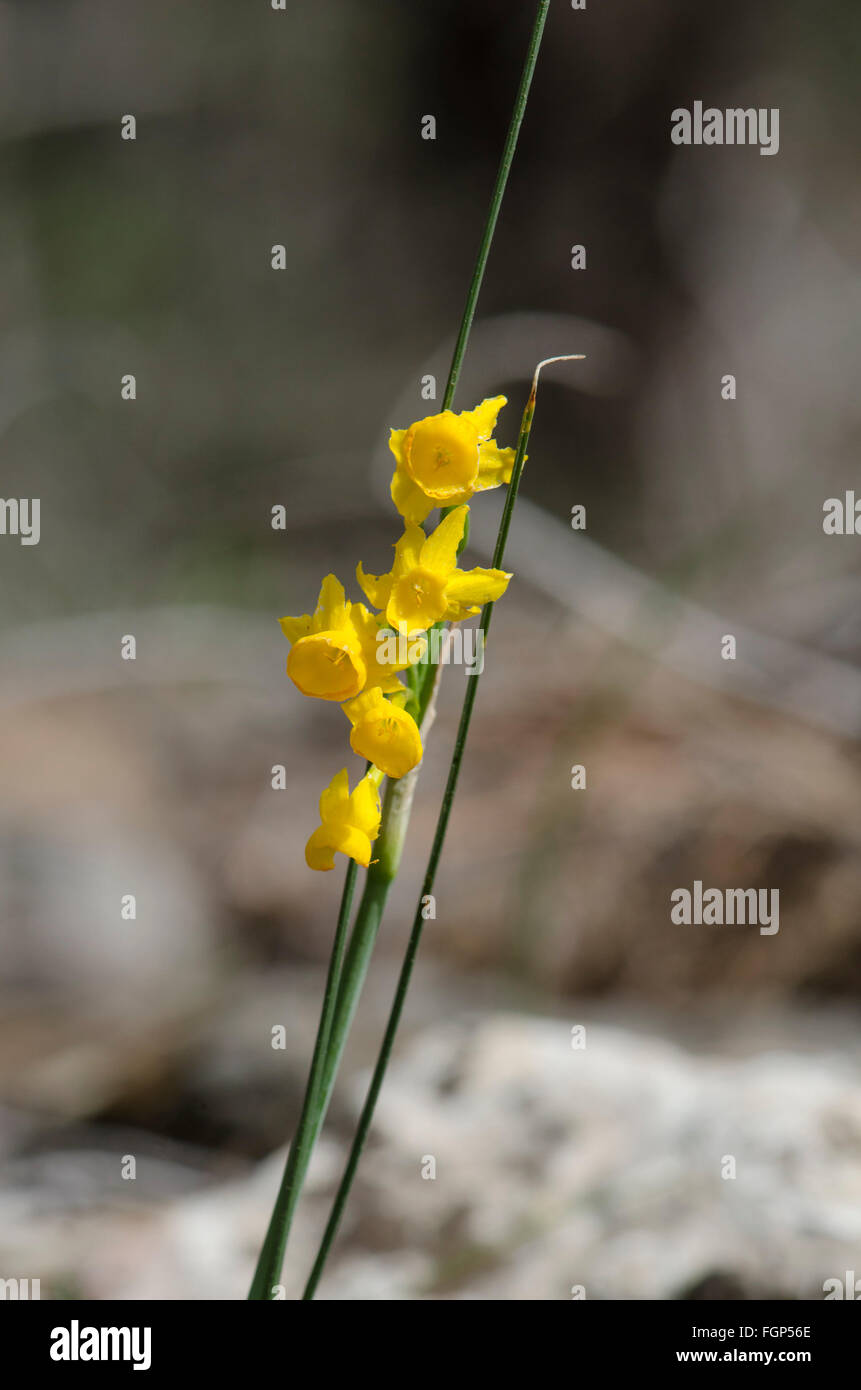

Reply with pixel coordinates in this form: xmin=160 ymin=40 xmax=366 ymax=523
xmin=279 ymin=397 xmax=515 ymax=870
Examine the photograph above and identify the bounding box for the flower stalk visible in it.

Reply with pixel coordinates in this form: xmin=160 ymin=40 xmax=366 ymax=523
xmin=246 ymin=858 xmax=357 ymax=1300
xmin=441 ymin=0 xmax=552 ymax=412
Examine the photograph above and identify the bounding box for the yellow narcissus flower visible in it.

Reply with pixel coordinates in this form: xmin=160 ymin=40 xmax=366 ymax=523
xmin=342 ymin=687 xmax=422 ymax=779
xmin=356 ymin=504 xmax=511 ymax=636
xmin=280 ymin=575 xmax=363 ymax=701
xmin=305 ymin=767 xmax=382 ymax=871
xmin=279 ymin=576 xmax=418 ymax=701
xmin=389 ymin=396 xmax=516 ymax=524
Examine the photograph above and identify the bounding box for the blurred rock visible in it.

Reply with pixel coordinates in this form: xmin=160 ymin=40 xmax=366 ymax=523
xmin=4 ymin=1010 xmax=861 ymax=1300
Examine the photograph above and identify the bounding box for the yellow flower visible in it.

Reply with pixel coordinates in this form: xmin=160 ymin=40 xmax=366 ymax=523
xmin=280 ymin=575 xmax=363 ymax=701
xmin=356 ymin=505 xmax=512 ymax=635
xmin=279 ymin=575 xmax=418 ymax=701
xmin=342 ymin=687 xmax=423 ymax=779
xmin=305 ymin=767 xmax=382 ymax=871
xmin=389 ymin=396 xmax=516 ymax=524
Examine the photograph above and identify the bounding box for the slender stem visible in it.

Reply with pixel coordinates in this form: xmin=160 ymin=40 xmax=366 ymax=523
xmin=302 ymin=356 xmax=583 ymax=1300
xmin=247 ymin=769 xmax=414 ymax=1298
xmin=247 ymin=859 xmax=357 ymax=1299
xmin=441 ymin=0 xmax=551 ymax=411
xmin=317 ymin=869 xmax=391 ymax=1093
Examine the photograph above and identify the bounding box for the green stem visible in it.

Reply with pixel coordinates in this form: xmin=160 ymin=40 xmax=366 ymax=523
xmin=247 ymin=768 xmax=416 ymax=1299
xmin=247 ymin=859 xmax=357 ymax=1299
xmin=318 ymin=765 xmax=419 ymax=1096
xmin=441 ymin=0 xmax=551 ymax=411
xmin=302 ymin=355 xmax=583 ymax=1300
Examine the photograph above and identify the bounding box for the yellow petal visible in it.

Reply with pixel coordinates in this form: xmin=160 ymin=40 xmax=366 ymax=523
xmin=475 ymin=440 xmax=516 ymax=492
xmin=356 ymin=522 xmax=424 ymax=615
xmin=391 ymin=461 xmax=434 ymax=525
xmin=392 ymin=522 xmax=426 ymax=577
xmin=313 ymin=574 xmax=350 ymax=632
xmin=376 ymin=670 xmax=408 ymax=695
xmin=278 ymin=613 xmax=312 ymax=645
xmin=319 ymin=767 xmax=351 ymax=824
xmin=342 ymin=687 xmax=381 ymax=730
xmin=347 ymin=771 xmax=382 ymax=840
xmin=443 ymin=566 xmax=512 ymax=620
xmin=388 ymin=427 xmax=408 ymax=468
xmin=333 ymin=824 xmax=375 ymax=867
xmin=305 ymin=826 xmax=337 ymax=871
xmin=461 ymin=395 xmax=507 ymax=441
xmin=419 ymin=504 xmax=468 ymax=580
xmin=356 ymin=562 xmax=392 ymax=612
xmin=305 ymin=822 xmax=374 ymax=871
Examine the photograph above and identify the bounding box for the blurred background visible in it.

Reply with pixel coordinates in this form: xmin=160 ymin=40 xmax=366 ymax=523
xmin=1 ymin=0 xmax=860 ymax=1300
